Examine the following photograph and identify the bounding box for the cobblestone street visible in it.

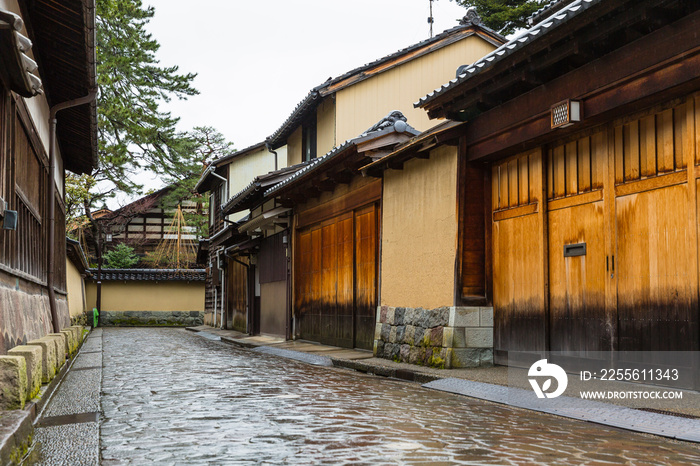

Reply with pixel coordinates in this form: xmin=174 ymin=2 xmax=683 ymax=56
xmin=85 ymin=328 xmax=699 ymax=464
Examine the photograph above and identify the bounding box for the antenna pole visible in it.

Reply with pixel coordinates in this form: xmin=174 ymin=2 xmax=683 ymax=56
xmin=428 ymin=0 xmax=435 ymax=38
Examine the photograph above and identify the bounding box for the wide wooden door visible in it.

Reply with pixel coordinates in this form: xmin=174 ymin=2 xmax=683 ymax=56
xmin=613 ymin=102 xmax=699 ymax=353
xmin=492 ymin=149 xmax=547 ymax=365
xmin=294 ymin=205 xmax=378 ymax=349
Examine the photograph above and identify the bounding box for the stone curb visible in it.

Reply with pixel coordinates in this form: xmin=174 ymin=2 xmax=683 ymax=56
xmin=0 ymin=328 xmax=91 ymax=465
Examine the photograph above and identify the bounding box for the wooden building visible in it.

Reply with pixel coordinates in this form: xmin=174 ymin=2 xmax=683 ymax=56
xmin=0 ymin=0 xmax=97 ymax=353
xmin=260 ymin=113 xmax=419 ymax=349
xmin=195 ymin=13 xmax=504 ymax=336
xmin=395 ymin=0 xmax=700 ymax=371
xmin=195 ymin=142 xmax=277 ymax=329
xmin=73 ymin=186 xmax=202 ymax=268
xmin=221 ymin=163 xmax=311 ymax=337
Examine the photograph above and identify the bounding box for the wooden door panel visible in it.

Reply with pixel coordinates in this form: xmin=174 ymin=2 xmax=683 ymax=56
xmin=548 ymin=201 xmax=608 ymax=354
xmin=493 ymin=212 xmax=546 ymax=358
xmin=616 ymin=183 xmax=696 ymax=351
xmin=354 ymin=206 xmax=377 ymax=350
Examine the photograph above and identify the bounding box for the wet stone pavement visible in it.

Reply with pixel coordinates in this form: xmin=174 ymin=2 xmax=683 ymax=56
xmin=86 ymin=328 xmax=700 ymax=465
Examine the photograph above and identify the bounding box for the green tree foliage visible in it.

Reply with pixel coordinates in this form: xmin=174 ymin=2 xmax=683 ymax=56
xmin=158 ymin=126 xmax=236 ymax=239
xmin=96 ymin=0 xmax=198 ymax=198
xmin=452 ymin=0 xmax=542 ymax=35
xmin=103 ymin=243 xmax=139 ymax=268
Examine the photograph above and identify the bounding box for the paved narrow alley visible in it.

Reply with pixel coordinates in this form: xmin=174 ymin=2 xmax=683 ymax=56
xmin=29 ymin=328 xmax=700 ymax=464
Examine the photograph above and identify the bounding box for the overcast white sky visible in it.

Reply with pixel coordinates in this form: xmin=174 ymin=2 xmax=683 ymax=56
xmin=113 ymin=0 xmax=472 ymax=204
xmin=145 ymin=0 xmax=470 ymax=148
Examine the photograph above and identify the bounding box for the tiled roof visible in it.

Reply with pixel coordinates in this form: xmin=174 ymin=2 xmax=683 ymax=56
xmin=264 ymin=111 xmax=419 ymax=198
xmin=88 ymin=268 xmax=206 ymax=282
xmin=222 ymin=161 xmax=313 ymax=215
xmin=267 ymin=19 xmax=505 ymax=148
xmin=415 ymin=0 xmax=599 ymax=108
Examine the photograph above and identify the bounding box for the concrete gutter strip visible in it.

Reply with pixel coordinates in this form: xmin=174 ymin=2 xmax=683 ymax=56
xmin=424 ymin=378 xmax=700 ymax=443
xmin=0 ymin=410 xmax=32 ymax=465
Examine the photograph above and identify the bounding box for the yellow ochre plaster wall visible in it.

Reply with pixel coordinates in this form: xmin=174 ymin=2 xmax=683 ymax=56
xmin=286 ymin=127 xmax=303 ymax=167
xmin=380 ymin=145 xmax=458 ymax=309
xmin=335 ymin=36 xmax=494 ymax=142
xmin=316 ymin=97 xmax=336 ymax=156
xmin=66 ymin=259 xmax=86 ymax=319
xmin=85 ymin=281 xmax=205 ymax=312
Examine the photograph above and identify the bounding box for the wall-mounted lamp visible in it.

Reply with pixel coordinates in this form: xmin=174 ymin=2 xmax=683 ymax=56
xmin=105 ymin=233 xmax=113 ymax=242
xmin=0 ymin=200 xmax=17 ymax=231
xmin=551 ymin=100 xmax=581 ymax=129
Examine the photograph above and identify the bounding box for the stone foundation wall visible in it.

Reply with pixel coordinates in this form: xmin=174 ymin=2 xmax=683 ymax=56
xmin=373 ymin=306 xmax=493 ymax=369
xmin=1 ymin=274 xmax=70 ymax=354
xmin=99 ymin=311 xmax=204 ymax=327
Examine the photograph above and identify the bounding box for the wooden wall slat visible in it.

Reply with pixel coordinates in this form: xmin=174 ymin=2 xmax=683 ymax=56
xmin=615 ymin=125 xmax=625 ymax=184
xmin=553 ymin=145 xmax=566 ymax=198
xmin=565 ymin=141 xmax=578 ymax=196
xmin=578 ymin=137 xmax=591 ymax=192
xmin=657 ymin=108 xmax=675 ymax=173
xmin=508 ymin=159 xmax=519 ymax=208
xmin=518 ymin=156 xmax=529 ymax=205
xmin=640 ymin=115 xmax=657 ymax=177
xmin=624 ymin=121 xmax=641 ymax=181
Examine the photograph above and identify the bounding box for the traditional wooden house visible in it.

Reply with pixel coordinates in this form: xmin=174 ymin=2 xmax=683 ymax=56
xmin=369 ymin=0 xmax=700 ymax=372
xmin=195 ymin=11 xmax=504 ymax=339
xmin=0 ymin=0 xmax=97 ymax=353
xmin=219 ymin=162 xmax=312 ymax=336
xmin=72 ymin=186 xmax=202 ymax=268
xmin=227 ymin=113 xmax=419 ymax=349
xmin=195 ymin=142 xmax=280 ymax=328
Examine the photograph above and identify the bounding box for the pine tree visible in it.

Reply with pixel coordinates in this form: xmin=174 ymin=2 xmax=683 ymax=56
xmin=452 ymin=0 xmax=542 ymax=35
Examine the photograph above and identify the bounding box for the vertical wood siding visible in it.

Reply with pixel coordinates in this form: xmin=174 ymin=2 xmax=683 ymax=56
xmin=294 ymin=205 xmax=377 ymax=350
xmin=492 ymin=149 xmax=547 ymax=361
xmin=490 ymin=95 xmax=700 ymax=365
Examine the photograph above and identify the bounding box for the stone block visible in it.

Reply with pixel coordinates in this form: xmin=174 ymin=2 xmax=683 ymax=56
xmin=403 ymin=325 xmax=415 ymax=345
xmin=0 ymin=356 xmax=27 ymax=409
xmin=395 ymin=325 xmax=406 ymax=344
xmin=44 ymin=335 xmax=66 ymax=369
xmin=450 ymin=307 xmax=480 ymax=327
xmin=480 ymin=307 xmax=494 ymax=327
xmin=394 ymin=307 xmax=405 ymax=326
xmin=7 ymin=345 xmax=42 ymax=401
xmin=416 ymin=308 xmax=429 ymax=328
xmin=377 ymin=306 xmax=385 ymax=323
xmin=450 ymin=348 xmax=483 ymax=368
xmin=25 ymin=338 xmax=57 ymax=383
xmin=380 ymin=306 xmax=388 ymax=324
xmin=428 ymin=326 xmax=444 ymax=347
xmin=399 ymin=344 xmax=410 ymax=362
xmin=389 ymin=326 xmax=398 ymax=344
xmin=60 ymin=329 xmax=77 ymax=355
xmin=442 ymin=326 xmax=454 ymax=348
xmin=465 ymin=328 xmax=493 ymax=348
xmin=408 ymin=347 xmax=421 ymax=365
xmin=414 ymin=327 xmax=426 ymax=347
xmin=374 ymin=323 xmax=383 ymax=341
xmin=380 ymin=324 xmax=391 ymax=342
xmin=427 ymin=307 xmax=449 ymax=328
xmin=450 ymin=327 xmax=467 ymax=348
xmin=386 ymin=307 xmax=396 ymax=325
xmin=68 ymin=325 xmax=83 ymax=344
xmin=401 ymin=308 xmax=412 ymax=326
xmin=480 ymin=348 xmax=494 ymax=366
xmin=373 ymin=339 xmax=384 ymax=357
